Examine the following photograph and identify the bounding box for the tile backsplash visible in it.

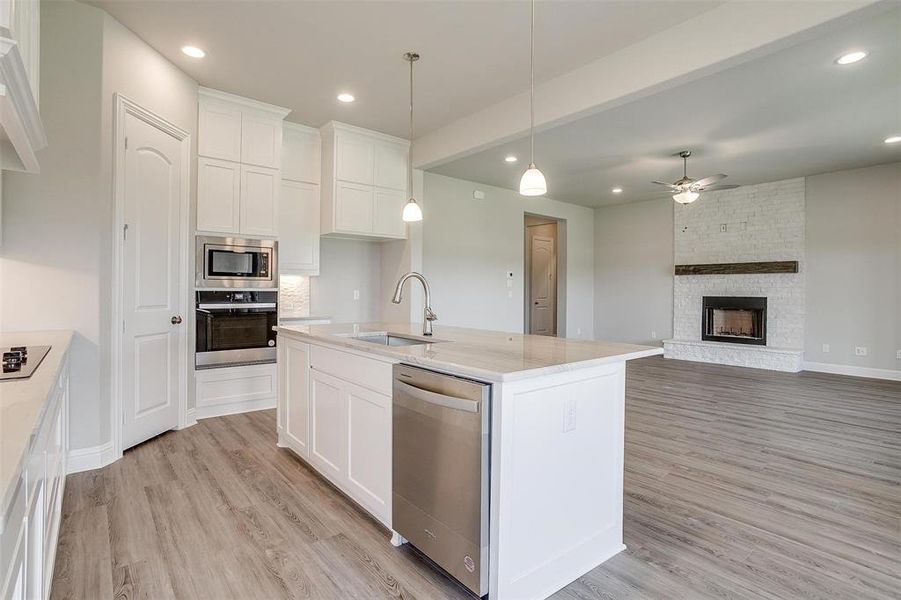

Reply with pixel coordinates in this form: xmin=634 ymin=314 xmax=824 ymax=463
xmin=279 ymin=275 xmax=310 ymax=317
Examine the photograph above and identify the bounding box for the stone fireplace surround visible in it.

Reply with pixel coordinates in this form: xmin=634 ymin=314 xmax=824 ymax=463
xmin=664 ymin=178 xmax=806 ymax=372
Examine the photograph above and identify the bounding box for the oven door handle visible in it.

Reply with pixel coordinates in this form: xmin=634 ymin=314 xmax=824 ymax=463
xmin=197 ymin=303 xmax=277 ymax=310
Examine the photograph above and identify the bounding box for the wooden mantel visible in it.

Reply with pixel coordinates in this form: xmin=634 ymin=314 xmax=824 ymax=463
xmin=675 ymin=261 xmax=799 ymax=276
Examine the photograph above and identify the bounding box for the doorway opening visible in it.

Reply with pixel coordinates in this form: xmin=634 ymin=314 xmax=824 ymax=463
xmin=524 ymin=214 xmax=565 ymax=336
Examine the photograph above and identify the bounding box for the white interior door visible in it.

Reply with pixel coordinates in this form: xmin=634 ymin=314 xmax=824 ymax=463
xmin=121 ymin=110 xmax=184 ymax=450
xmin=529 ymin=235 xmax=557 ymax=336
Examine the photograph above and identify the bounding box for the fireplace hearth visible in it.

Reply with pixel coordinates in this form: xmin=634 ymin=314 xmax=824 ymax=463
xmin=702 ymin=296 xmax=767 ymax=346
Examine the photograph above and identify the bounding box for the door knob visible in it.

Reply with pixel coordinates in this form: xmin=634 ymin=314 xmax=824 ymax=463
xmin=171 ymin=315 xmax=183 ymax=325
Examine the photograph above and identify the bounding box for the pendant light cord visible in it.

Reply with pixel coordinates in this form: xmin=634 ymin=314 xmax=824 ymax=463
xmin=529 ymin=0 xmax=535 ymax=165
xmin=408 ymin=53 xmax=414 ymax=200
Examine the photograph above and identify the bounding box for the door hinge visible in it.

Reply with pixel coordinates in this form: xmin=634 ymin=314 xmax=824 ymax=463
xmin=123 ymin=223 xmax=129 ymax=241
xmin=124 ymin=136 xmax=128 ymax=150
xmin=122 ymin=320 xmax=126 ymax=333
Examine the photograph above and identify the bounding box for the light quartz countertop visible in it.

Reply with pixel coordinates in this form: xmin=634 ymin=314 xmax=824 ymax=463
xmin=0 ymin=330 xmax=72 ymax=520
xmin=276 ymin=322 xmax=662 ymax=382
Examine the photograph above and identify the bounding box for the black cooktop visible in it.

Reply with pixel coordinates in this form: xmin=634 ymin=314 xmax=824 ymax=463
xmin=0 ymin=345 xmax=51 ymax=381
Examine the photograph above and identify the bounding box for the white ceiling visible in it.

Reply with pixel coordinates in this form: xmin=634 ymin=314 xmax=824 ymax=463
xmin=432 ymin=6 xmax=901 ymax=207
xmin=84 ymin=0 xmax=723 ymax=137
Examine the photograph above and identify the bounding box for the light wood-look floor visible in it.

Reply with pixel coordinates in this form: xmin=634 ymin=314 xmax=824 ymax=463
xmin=51 ymin=357 xmax=901 ymax=599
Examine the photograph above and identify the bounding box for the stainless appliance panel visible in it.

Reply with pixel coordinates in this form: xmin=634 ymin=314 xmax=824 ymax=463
xmin=195 ymin=235 xmax=277 ymax=289
xmin=195 ymin=290 xmax=278 ymax=369
xmin=392 ymin=364 xmax=490 ymax=597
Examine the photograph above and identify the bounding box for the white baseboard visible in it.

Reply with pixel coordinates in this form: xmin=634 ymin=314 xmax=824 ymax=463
xmin=177 ymin=408 xmax=197 ymax=430
xmin=195 ymin=397 xmax=276 ymax=420
xmin=802 ymin=361 xmax=901 ymax=382
xmin=67 ymin=441 xmax=117 ymax=474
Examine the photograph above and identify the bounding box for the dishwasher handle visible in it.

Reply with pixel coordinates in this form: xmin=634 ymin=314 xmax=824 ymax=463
xmin=395 ymin=380 xmax=481 ymax=413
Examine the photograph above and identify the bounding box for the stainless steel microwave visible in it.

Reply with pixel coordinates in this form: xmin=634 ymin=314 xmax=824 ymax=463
xmin=195 ymin=236 xmax=278 ymax=289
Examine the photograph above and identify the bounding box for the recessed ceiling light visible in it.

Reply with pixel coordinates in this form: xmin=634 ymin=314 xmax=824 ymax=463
xmin=611 ymin=187 xmax=623 ymax=194
xmin=884 ymin=135 xmax=901 ymax=144
xmin=505 ymin=155 xmax=518 ymax=163
xmin=835 ymin=51 xmax=867 ymax=65
xmin=337 ymin=93 xmax=355 ymax=103
xmin=181 ymin=46 xmax=205 ymax=58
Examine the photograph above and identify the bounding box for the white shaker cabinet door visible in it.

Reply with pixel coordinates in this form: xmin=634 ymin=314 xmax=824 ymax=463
xmin=240 ymin=165 xmax=279 ymax=237
xmin=372 ymin=187 xmax=407 ymax=239
xmin=241 ymin=113 xmax=282 ymax=169
xmin=279 ymin=180 xmax=320 ymax=274
xmin=197 ymin=157 xmax=241 ymax=234
xmin=373 ymin=142 xmax=407 ymax=191
xmin=282 ymin=125 xmax=320 ymax=184
xmin=335 ymin=181 xmax=373 ymax=234
xmin=336 ymin=131 xmax=373 ymax=185
xmin=309 ymin=370 xmax=347 ymax=483
xmin=345 ymin=382 xmax=392 ymax=524
xmin=198 ymin=100 xmax=242 ymax=162
xmin=280 ymin=340 xmax=311 ymax=458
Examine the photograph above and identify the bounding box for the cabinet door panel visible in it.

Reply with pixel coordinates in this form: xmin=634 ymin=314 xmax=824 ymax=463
xmin=283 ymin=341 xmax=311 ymax=457
xmin=346 ymin=383 xmax=391 ymax=523
xmin=335 ymin=181 xmax=373 ymax=233
xmin=373 ymin=188 xmax=407 ymax=238
xmin=198 ymin=101 xmax=242 ymax=161
xmin=240 ymin=165 xmax=279 ymax=236
xmin=336 ymin=132 xmax=373 ymax=184
xmin=310 ymin=371 xmax=346 ymax=481
xmin=197 ymin=158 xmax=241 ymax=234
xmin=373 ymin=142 xmax=408 ymax=191
xmin=241 ymin=114 xmax=282 ymax=168
xmin=279 ymin=180 xmax=320 ymax=274
xmin=282 ymin=126 xmax=320 ymax=184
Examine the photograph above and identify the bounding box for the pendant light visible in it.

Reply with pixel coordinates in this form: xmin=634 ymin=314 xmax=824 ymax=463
xmin=402 ymin=51 xmax=423 ymax=222
xmin=519 ymin=0 xmax=547 ymax=196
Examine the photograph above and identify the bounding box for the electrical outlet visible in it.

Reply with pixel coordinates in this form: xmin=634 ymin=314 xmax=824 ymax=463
xmin=896 ymin=350 xmax=901 ymax=360
xmin=563 ymin=397 xmax=577 ymax=432
xmin=720 ymin=223 xmax=728 ymax=233
xmin=353 ymin=290 xmax=360 ymax=301
xmin=576 ymin=328 xmax=581 ymax=336
xmin=507 ymin=290 xmax=513 ymax=298
xmin=854 ymin=346 xmax=868 ymax=357
xmin=651 ymin=331 xmax=658 ymax=340
xmin=822 ymin=343 xmax=830 ymax=353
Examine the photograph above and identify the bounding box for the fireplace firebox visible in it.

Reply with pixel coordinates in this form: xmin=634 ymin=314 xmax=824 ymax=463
xmin=702 ymin=296 xmax=767 ymax=345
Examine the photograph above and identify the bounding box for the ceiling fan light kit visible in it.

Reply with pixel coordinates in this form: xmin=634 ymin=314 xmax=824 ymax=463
xmin=519 ymin=0 xmax=547 ymax=197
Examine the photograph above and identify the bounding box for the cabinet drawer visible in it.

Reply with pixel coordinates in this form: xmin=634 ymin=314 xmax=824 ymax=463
xmin=310 ymin=345 xmax=393 ymax=397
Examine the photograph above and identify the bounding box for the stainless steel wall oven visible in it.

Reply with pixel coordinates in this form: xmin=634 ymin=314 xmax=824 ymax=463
xmin=195 ymin=290 xmax=278 ymax=368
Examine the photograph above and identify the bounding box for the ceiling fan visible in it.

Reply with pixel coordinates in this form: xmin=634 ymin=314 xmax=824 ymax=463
xmin=652 ymin=150 xmax=739 ymax=204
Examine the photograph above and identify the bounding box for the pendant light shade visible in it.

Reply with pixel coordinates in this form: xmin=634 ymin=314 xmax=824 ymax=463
xmin=520 ymin=163 xmax=547 ymax=196
xmin=673 ymin=190 xmax=700 ymax=204
xmin=402 ymin=199 xmax=423 ymax=222
xmin=402 ymin=51 xmax=423 ymax=222
xmin=519 ymin=0 xmax=546 ymax=197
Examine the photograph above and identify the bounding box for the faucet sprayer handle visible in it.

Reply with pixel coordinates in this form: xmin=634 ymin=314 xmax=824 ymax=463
xmin=425 ymin=307 xmax=438 ymax=322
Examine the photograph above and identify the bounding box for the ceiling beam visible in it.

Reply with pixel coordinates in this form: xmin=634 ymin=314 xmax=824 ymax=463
xmin=412 ymin=0 xmax=884 ymax=170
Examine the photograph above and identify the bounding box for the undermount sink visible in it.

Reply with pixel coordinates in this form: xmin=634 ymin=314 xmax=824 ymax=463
xmin=355 ymin=333 xmax=441 ymax=347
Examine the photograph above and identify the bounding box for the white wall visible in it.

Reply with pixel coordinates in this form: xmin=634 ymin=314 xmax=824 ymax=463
xmin=805 ymin=162 xmax=900 ymax=372
xmin=0 ymin=2 xmax=198 ymax=450
xmin=594 ymin=198 xmax=673 ymax=345
xmin=310 ymin=238 xmax=382 ymax=323
xmin=0 ymin=0 xmax=105 ymax=450
xmin=422 ymin=172 xmax=594 ymax=337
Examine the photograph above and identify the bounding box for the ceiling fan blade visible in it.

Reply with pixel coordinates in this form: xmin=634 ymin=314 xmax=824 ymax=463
xmin=700 ymin=183 xmax=740 ymax=192
xmin=651 ymin=180 xmax=682 ymax=191
xmin=692 ymin=174 xmax=727 ymax=188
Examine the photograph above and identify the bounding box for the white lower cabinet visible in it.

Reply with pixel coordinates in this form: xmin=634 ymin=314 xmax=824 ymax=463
xmin=278 ymin=340 xmax=393 ymax=526
xmin=2 ymin=355 xmax=68 ymax=600
xmin=194 ymin=363 xmax=277 ymax=420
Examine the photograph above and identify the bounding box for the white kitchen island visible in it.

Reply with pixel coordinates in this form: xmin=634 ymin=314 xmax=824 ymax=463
xmin=275 ymin=322 xmax=661 ymax=600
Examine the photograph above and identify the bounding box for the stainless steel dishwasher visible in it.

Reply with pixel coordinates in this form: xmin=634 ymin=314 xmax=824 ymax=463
xmin=392 ymin=364 xmax=491 ymax=597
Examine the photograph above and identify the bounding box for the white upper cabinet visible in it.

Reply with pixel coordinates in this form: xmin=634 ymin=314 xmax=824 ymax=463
xmin=279 ymin=179 xmax=320 ymax=275
xmin=320 ymin=121 xmax=409 ymax=240
xmin=240 ymin=165 xmax=279 ymax=237
xmin=196 ymin=88 xmax=290 ymax=236
xmin=197 ymin=157 xmax=241 ymax=234
xmin=198 ymin=99 xmax=242 ymax=162
xmin=282 ymin=123 xmax=320 ymax=184
xmin=0 ymin=0 xmax=45 ymax=174
xmin=241 ymin=113 xmax=282 ymax=169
